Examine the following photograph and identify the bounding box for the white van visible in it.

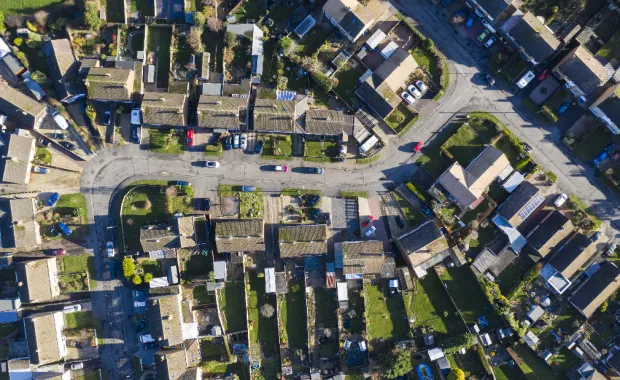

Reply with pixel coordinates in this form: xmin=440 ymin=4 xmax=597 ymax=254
xmin=516 ymin=71 xmax=535 ymax=89
xmin=52 ymin=111 xmax=69 ymax=130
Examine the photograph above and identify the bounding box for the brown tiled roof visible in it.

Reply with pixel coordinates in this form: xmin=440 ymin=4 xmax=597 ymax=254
xmin=184 ymin=339 xmax=201 ymax=367
xmin=279 ymin=224 xmax=328 ymax=258
xmin=25 ymin=311 xmax=64 ymax=365
xmin=1 ymin=134 xmax=35 ymax=184
xmin=196 ymin=96 xmax=247 ymax=129
xmin=215 ymin=220 xmax=264 ymax=253
xmin=305 ymin=109 xmax=361 ymax=135
xmin=142 ymin=92 xmax=188 ymax=127
xmin=174 ymin=217 xmax=196 ymax=248
xmin=86 ymin=67 xmax=134 ymax=101
xmin=147 ymin=292 xmax=184 ymax=347
xmin=140 ymin=224 xmax=180 ymax=254
xmin=323 ymin=0 xmax=374 ymax=40
xmin=155 ymin=347 xmax=201 ymax=380
xmin=49 ymin=39 xmax=77 ymax=81
xmin=0 ymin=81 xmax=46 ymax=128
xmin=395 ymin=220 xmax=449 ymax=268
xmin=374 ymin=49 xmax=418 ymax=92
xmin=16 ymin=257 xmax=59 ymax=303
xmin=253 ymin=99 xmax=296 ymax=133
xmin=341 ymin=241 xmax=395 ymax=277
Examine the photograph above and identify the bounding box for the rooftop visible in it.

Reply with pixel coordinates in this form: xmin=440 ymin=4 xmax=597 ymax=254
xmin=1 ymin=133 xmax=35 ymax=184
xmin=504 ymin=12 xmax=560 ymax=64
xmin=558 ymin=45 xmax=613 ymax=96
xmin=147 ymin=292 xmax=184 ymax=346
xmin=341 ymin=241 xmax=395 ymax=277
xmin=305 ymin=109 xmax=363 ymax=136
xmin=141 ymin=92 xmax=188 ymax=127
xmin=496 ymin=181 xmax=542 ymax=226
xmin=548 ymin=233 xmax=596 ymax=279
xmin=570 ymin=261 xmax=620 ymax=318
xmin=16 ymin=257 xmax=59 ymax=303
xmin=253 ymin=99 xmax=297 ymax=133
xmin=196 ymin=95 xmax=247 ymax=129
xmin=525 ymin=210 xmax=574 ymax=257
xmin=86 ymin=67 xmax=134 ymax=101
xmin=323 ymin=0 xmax=374 ymax=40
xmin=215 ymin=219 xmax=264 ymax=253
xmin=395 ymin=220 xmax=449 ymax=268
xmin=24 ymin=311 xmax=64 ymax=366
xmin=279 ymin=224 xmax=328 ymax=258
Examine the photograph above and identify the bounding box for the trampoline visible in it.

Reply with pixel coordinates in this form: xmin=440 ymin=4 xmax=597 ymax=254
xmin=417 ymin=364 xmax=433 ymax=380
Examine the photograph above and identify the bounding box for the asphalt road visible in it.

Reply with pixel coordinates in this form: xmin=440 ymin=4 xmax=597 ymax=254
xmin=79 ymin=0 xmax=620 ymax=377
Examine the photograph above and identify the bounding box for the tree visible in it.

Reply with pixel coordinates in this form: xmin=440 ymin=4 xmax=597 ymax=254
xmin=207 ymin=17 xmax=222 ymax=32
xmin=122 ymin=257 xmax=135 ymax=278
xmin=448 ymin=368 xmax=465 ymax=380
xmin=276 ymin=75 xmax=288 ymax=90
xmin=260 ymin=304 xmax=275 ymax=318
xmin=132 ymin=274 xmax=143 ymax=285
xmin=423 ymin=38 xmax=434 ymax=51
xmin=85 ymin=2 xmax=103 ymax=31
xmin=0 ymin=12 xmax=6 ymax=35
xmin=144 ymin=273 xmax=153 ymax=282
xmin=381 ymin=349 xmax=413 ymax=379
xmin=13 ymin=37 xmax=23 ymax=47
xmin=194 ymin=12 xmax=206 ymax=27
xmin=451 ymin=14 xmax=465 ymax=25
xmin=600 ymin=301 xmax=609 ymax=313
xmin=50 ymin=17 xmax=67 ymax=32
xmin=224 ymin=31 xmax=238 ymax=48
xmin=311 ymin=72 xmax=335 ymax=92
xmin=551 ymin=5 xmax=559 ymax=13
xmin=202 ymin=6 xmax=215 ymax=18
xmin=32 ymin=71 xmax=48 ymax=83
xmin=279 ymin=36 xmax=297 ymax=57
xmin=188 ymin=26 xmax=204 ymax=53
xmin=300 ymin=56 xmax=324 ymax=73
xmin=440 ymin=332 xmax=476 ymax=354
xmin=33 ymin=10 xmax=50 ymax=28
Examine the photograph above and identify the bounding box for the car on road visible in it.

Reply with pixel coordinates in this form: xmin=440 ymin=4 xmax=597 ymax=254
xmin=413 ymin=142 xmax=423 ymax=152
xmin=132 ymin=125 xmax=141 ymax=144
xmin=108 ymin=261 xmax=116 ymax=279
xmin=407 ymin=84 xmax=422 ymax=98
xmin=131 ymin=108 xmax=141 ymax=125
xmin=240 ymin=133 xmax=248 ymax=150
xmin=64 ymin=304 xmax=82 ymax=313
xmin=60 ymin=141 xmax=77 ymax=151
xmin=557 ymin=101 xmax=570 ymax=115
xmin=484 ymin=36 xmax=496 ymax=48
xmin=274 ymin=165 xmax=288 ymax=172
xmin=58 ymin=222 xmax=72 ymax=236
xmin=554 ymin=193 xmax=568 ymax=208
xmin=186 ymin=129 xmax=194 ymax=147
xmin=522 ymin=143 xmax=533 ymax=154
xmin=241 ymin=186 xmax=255 ymax=192
xmin=484 ymin=73 xmax=496 ymax=86
xmin=401 ymin=92 xmax=415 ymax=105
xmin=233 ymin=134 xmax=240 ymax=149
xmin=465 ymin=16 xmax=475 ymax=28
xmin=516 ymin=71 xmax=535 ymax=89
xmin=362 ymin=216 xmax=374 ymax=228
xmin=605 ymin=243 xmax=617 ymax=256
xmin=33 ymin=166 xmax=49 ymax=174
xmin=537 ymin=70 xmax=550 ymax=81
xmin=198 ymin=161 xmax=220 ymax=168
xmin=70 ymin=362 xmax=84 ymax=370
xmin=48 ymin=248 xmax=65 ymax=256
xmin=177 ymin=181 xmax=191 ymax=186
xmin=395 ymin=215 xmax=404 ymax=229
xmin=48 ymin=226 xmax=61 ymax=238
xmin=52 ymin=111 xmax=69 ymax=130
xmin=477 ymin=30 xmax=489 ymax=41
xmin=103 ymin=111 xmax=112 ymax=126
xmin=106 ymin=241 xmax=115 ymax=257
xmin=415 ymin=80 xmax=428 ymax=94
xmin=224 ymin=135 xmax=232 ymax=151
xmin=364 ymin=225 xmax=377 ymax=237
xmin=307 ymin=167 xmax=324 ymax=174
xmin=255 ymin=140 xmax=264 ymax=154
xmin=48 ymin=192 xmax=60 ymax=207
xmin=204 ymin=198 xmax=211 ymax=211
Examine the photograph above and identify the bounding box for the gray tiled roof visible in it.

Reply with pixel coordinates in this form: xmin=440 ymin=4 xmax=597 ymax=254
xmin=497 ymin=181 xmax=541 ymax=226
xmin=571 ymin=261 xmax=620 ymax=318
xmin=142 ymin=92 xmax=188 ymax=127
xmin=279 ymin=224 xmax=328 ymax=258
xmin=305 ymin=109 xmax=361 ymax=136
xmin=155 ymin=347 xmax=201 ymax=380
xmin=140 ymin=224 xmax=179 ymax=254
xmin=47 ymin=39 xmax=78 ymax=82
xmin=1 ymin=133 xmax=35 ymax=184
xmin=16 ymin=257 xmax=59 ymax=303
xmin=174 ymin=217 xmax=196 ymax=248
xmin=395 ymin=220 xmax=449 ymax=268
xmin=147 ymin=292 xmax=183 ymax=347
xmin=196 ymin=96 xmax=247 ymax=129
xmin=254 ymin=99 xmax=297 ymax=133
xmin=323 ymin=0 xmax=374 ymax=40
xmin=475 ymin=0 xmax=513 ymax=19
xmin=25 ymin=311 xmax=64 ymax=365
xmin=599 ymin=95 xmax=620 ymax=126
xmin=86 ymin=67 xmax=134 ymax=101
xmin=215 ymin=220 xmax=264 ymax=253
xmin=6 ymin=198 xmax=40 ymax=249
xmin=558 ymin=46 xmax=611 ymax=96
xmin=341 ymin=241 xmax=395 ymax=277
xmin=0 ymin=81 xmax=46 ymax=128
xmin=526 ymin=210 xmax=574 ymax=257
xmin=355 ymin=77 xmax=398 ymax=119
xmin=549 ymin=233 xmax=596 ymax=279
xmin=505 ymin=12 xmax=560 ymax=64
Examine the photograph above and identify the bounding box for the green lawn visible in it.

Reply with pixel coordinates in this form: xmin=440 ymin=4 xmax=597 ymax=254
xmin=200 ymin=338 xmax=226 ymax=361
xmin=56 ymin=193 xmax=87 ymax=218
xmin=416 ymin=121 xmax=462 ymax=178
xmin=438 ymin=266 xmax=503 ymax=329
xmin=147 ymin=26 xmax=172 ymax=88
xmin=403 ymin=270 xmax=464 ymax=337
xmin=494 ymin=135 xmax=522 ymax=165
xmin=442 ymin=123 xmax=486 ymax=166
xmin=598 ymin=29 xmax=620 ymax=64
xmin=59 ymin=272 xmax=89 ymax=292
xmin=64 ymin=311 xmax=102 ymax=332
xmin=106 ymin=0 xmax=125 ymax=22
xmin=496 ymin=254 xmax=535 ymax=294
xmin=148 ymin=128 xmax=184 ymax=154
xmin=411 ymin=47 xmax=439 ymax=86
xmin=193 ymin=285 xmax=215 ymax=305
xmin=35 ymin=147 xmax=52 ymax=164
xmin=513 ymin=344 xmax=561 ymax=379
xmin=574 ymin=126 xmax=611 ymax=162
xmin=460 ymin=197 xmax=491 ymax=226
xmin=365 ymin=283 xmax=408 ymax=351
xmin=448 ymin=350 xmax=486 ymax=379
xmin=548 ymin=347 xmax=580 ymax=376
xmin=247 ymin=271 xmax=279 ymax=357
xmin=392 ymin=191 xmax=423 ymax=226
xmin=494 ymin=363 xmax=527 ymax=380
xmin=217 ymin=282 xmax=247 ymax=332
xmin=535 ymin=303 xmax=584 ymax=349
xmin=0 ymin=0 xmax=63 ymax=13
xmin=61 ymin=255 xmax=96 ymax=289
xmin=386 ymin=104 xmax=416 ymax=133
xmin=334 ymin=63 xmax=364 ymax=106
xmin=48 ymin=193 xmax=90 ymax=243
xmin=261 ymin=135 xmax=292 ymax=159
xmin=234 ymin=0 xmax=267 ymax=21
xmin=299 ymin=26 xmax=330 ymax=56
xmin=281 ymin=280 xmax=308 ymax=350
xmin=304 ymin=140 xmax=339 ymax=158
xmin=314 ymin=287 xmax=338 ymax=357
xmin=202 ymin=361 xmax=250 ymax=380
xmin=121 ymin=186 xmax=169 ymax=251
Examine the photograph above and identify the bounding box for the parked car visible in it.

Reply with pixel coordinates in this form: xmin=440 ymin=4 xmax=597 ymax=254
xmin=39 ymin=138 xmax=50 ymax=147
xmin=52 ymin=110 xmax=69 ymax=130
xmin=204 ymin=198 xmax=211 ymax=211
xmin=70 ymin=362 xmax=84 ymax=370
xmin=484 ymin=36 xmax=496 ymax=48
xmin=186 ymin=129 xmax=194 ymax=147
xmin=415 ymin=80 xmax=428 ymax=94
xmin=60 ymin=141 xmax=77 ymax=151
xmin=48 ymin=192 xmax=60 ymax=207
xmin=395 ymin=215 xmax=404 ymax=229
xmin=362 ymin=216 xmax=374 ymax=228
xmin=516 ymin=71 xmax=535 ymax=89
xmin=48 ymin=226 xmax=61 ymax=237
xmin=132 ymin=125 xmax=141 ymax=144
xmin=140 ymin=334 xmax=155 ymax=343
xmin=255 ymin=140 xmax=264 ymax=154
xmin=177 ymin=181 xmax=191 ymax=186
xmin=241 ymin=186 xmax=255 ymax=192
xmin=103 ymin=111 xmax=112 ymax=126
xmin=484 ymin=73 xmax=496 ymax=85
xmin=401 ymin=92 xmax=415 ymax=105
xmin=307 ymin=167 xmax=323 ymax=174
xmin=224 ymin=135 xmax=232 ymax=151
xmin=48 ymin=249 xmax=65 ymax=256
xmin=557 ymin=101 xmax=570 ymax=115
xmin=522 ymin=143 xmax=533 ymax=153
xmin=311 ymin=208 xmax=322 ymax=220
xmin=554 ymin=193 xmax=568 ymax=208
xmin=465 ymin=16 xmax=475 ymax=28
xmin=594 ymin=151 xmax=608 ymax=165
xmin=33 ymin=166 xmax=49 ymax=174
xmin=52 ymin=131 xmax=66 ymax=139
xmin=413 ymin=142 xmax=423 ymax=152
xmin=537 ymin=69 xmax=550 ymax=81
xmin=591 ymin=232 xmax=602 ymax=242
xmin=477 ymin=30 xmax=489 ymax=41
xmin=364 ymin=225 xmax=377 ymax=237
xmin=240 ymin=133 xmax=247 ymax=150
xmin=106 ymin=241 xmax=115 ymax=257
xmin=605 ymin=142 xmax=617 ymax=154
xmin=205 ymin=161 xmax=220 ymax=168
xmin=605 ymin=243 xmax=617 ymax=256
xmin=131 ymin=108 xmax=141 ymax=125
xmin=233 ymin=134 xmax=240 ymax=149
xmin=274 ymin=165 xmax=288 ymax=172
xmin=63 ymin=304 xmax=82 ymax=313
xmin=143 ymin=342 xmax=157 ymax=350
xmin=305 ymin=195 xmax=321 ymax=207
xmin=421 ymin=204 xmax=432 ymax=216
xmin=454 ymin=9 xmax=468 ymax=19
xmin=71 ymin=341 xmax=85 ymax=348
xmin=407 ymin=84 xmax=422 ymax=98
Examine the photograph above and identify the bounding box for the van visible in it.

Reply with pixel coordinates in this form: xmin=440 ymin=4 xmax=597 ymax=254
xmin=52 ymin=111 xmax=69 ymax=130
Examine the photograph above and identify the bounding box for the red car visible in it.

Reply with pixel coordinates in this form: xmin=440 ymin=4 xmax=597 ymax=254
xmin=537 ymin=69 xmax=550 ymax=81
xmin=362 ymin=216 xmax=374 ymax=228
xmin=186 ymin=129 xmax=194 ymax=147
xmin=413 ymin=142 xmax=424 ymax=152
xmin=50 ymin=249 xmax=66 ymax=256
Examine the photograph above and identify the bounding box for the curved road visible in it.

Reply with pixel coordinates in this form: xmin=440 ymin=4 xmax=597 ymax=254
xmin=81 ymin=0 xmax=620 ymax=377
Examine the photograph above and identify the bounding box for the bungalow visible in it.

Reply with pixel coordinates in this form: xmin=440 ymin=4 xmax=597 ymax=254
xmin=253 ymin=99 xmax=298 ymax=133
xmin=432 ymin=146 xmax=510 ymax=210
xmin=16 ymin=257 xmax=59 ymax=304
xmin=0 ymin=82 xmax=47 ymax=129
xmin=570 ymin=261 xmax=620 ymax=318
xmin=279 ymin=224 xmax=328 ymax=267
xmin=215 ymin=219 xmax=264 ymax=254
xmin=541 ymin=233 xmax=597 ymax=294
xmin=147 ymin=290 xmax=199 ymax=347
xmin=154 ymin=347 xmax=203 ymax=380
xmin=43 ymin=39 xmax=84 ymax=103
xmin=323 ymin=0 xmax=374 ymax=43
xmin=553 ymin=45 xmax=614 ymax=102
xmin=501 ymin=11 xmax=561 ymax=65
xmin=0 ymin=133 xmax=36 ymax=184
xmin=589 ymin=84 xmax=620 ymax=135
xmin=0 ymin=198 xmax=41 ymax=250
xmin=24 ymin=311 xmax=66 ymax=366
xmin=196 ymin=96 xmax=247 ymax=131
xmin=337 ymin=240 xmax=395 ymax=280
xmin=525 ymin=210 xmax=574 ymax=258
xmin=85 ymin=67 xmax=135 ymax=102
xmin=355 ymin=48 xmax=418 ymax=119
xmin=140 ymin=92 xmax=188 ymax=127
xmin=394 ymin=220 xmax=450 ymax=278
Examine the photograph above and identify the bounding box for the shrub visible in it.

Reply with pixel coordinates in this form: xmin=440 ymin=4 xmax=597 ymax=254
xmin=260 ymin=304 xmax=275 ymax=318
xmin=85 ymin=2 xmax=103 ymax=31
xmin=194 ymin=12 xmax=206 ymax=26
xmin=132 ymin=274 xmax=142 ymax=285
xmin=33 ymin=10 xmax=50 ymax=27
xmin=600 ymin=301 xmax=608 ymax=313
xmin=311 ymin=71 xmax=335 ymax=92
xmin=405 ymin=182 xmax=428 ymax=203
xmin=26 ymin=20 xmax=37 ymax=32
xmin=122 ymin=257 xmax=135 ymax=278
xmin=514 ymin=157 xmax=531 ymax=172
xmin=448 ymin=368 xmax=465 ymax=380
xmin=144 ymin=273 xmax=153 ymax=282
xmin=380 ymin=349 xmax=413 ymax=379
xmin=545 ymin=171 xmax=558 ymax=183
xmin=423 ymin=38 xmax=434 ymax=50
xmin=13 ymin=37 xmax=23 ymax=47
xmin=339 ymin=190 xmax=368 ymax=198
xmin=224 ymin=31 xmax=238 ymax=48
xmin=26 ymin=39 xmax=42 ymax=49
xmin=187 ymin=26 xmax=204 ymax=53
xmin=507 ymin=262 xmax=543 ymax=300
xmin=440 ymin=332 xmax=476 ymax=354
xmin=0 ymin=12 xmax=5 ymax=34
xmin=207 ymin=17 xmax=222 ymax=32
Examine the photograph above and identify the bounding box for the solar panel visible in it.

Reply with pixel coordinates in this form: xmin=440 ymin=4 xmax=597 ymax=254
xmin=518 ymin=192 xmax=544 ymax=220
xmin=276 ymin=90 xmax=296 ymax=100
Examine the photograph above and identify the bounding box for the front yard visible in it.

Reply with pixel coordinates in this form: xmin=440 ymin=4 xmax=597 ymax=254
xmin=598 ymin=29 xmax=620 ymax=64
xmin=39 ymin=193 xmax=89 ymax=243
xmin=64 ymin=311 xmax=102 ymax=332
xmin=217 ymin=282 xmax=247 ymax=333
xmin=148 ymin=128 xmax=184 ymax=154
xmin=60 ymin=255 xmax=96 ymax=289
xmin=365 ymin=283 xmax=408 ymax=352
xmin=260 ymin=135 xmax=293 ymax=160
xmin=386 ymin=104 xmax=416 ymax=134
xmin=304 ymin=140 xmax=340 ymax=162
xmin=573 ymin=125 xmax=611 ymax=162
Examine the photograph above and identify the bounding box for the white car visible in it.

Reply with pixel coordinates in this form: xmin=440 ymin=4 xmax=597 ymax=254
xmin=233 ymin=134 xmax=240 ymax=149
xmin=240 ymin=133 xmax=247 ymax=150
xmin=33 ymin=166 xmax=50 ymax=174
xmin=484 ymin=36 xmax=496 ymax=48
xmin=516 ymin=71 xmax=535 ymax=89
xmin=64 ymin=304 xmax=82 ymax=313
xmin=415 ymin=80 xmax=428 ymax=94
xmin=401 ymin=92 xmax=415 ymax=105
xmin=205 ymin=161 xmax=220 ymax=168
xmin=407 ymin=84 xmax=422 ymax=98
xmin=364 ymin=225 xmax=377 ymax=237
xmin=554 ymin=193 xmax=568 ymax=208
xmin=131 ymin=108 xmax=141 ymax=125
xmin=70 ymin=362 xmax=84 ymax=370
xmin=106 ymin=241 xmax=115 ymax=258
xmin=139 ymin=334 xmax=155 ymax=343
xmin=52 ymin=111 xmax=69 ymax=130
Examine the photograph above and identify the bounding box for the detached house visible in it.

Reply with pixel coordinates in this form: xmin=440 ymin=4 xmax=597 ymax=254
xmin=196 ymin=96 xmax=247 ymax=131
xmin=24 ymin=311 xmax=66 ymax=366
xmin=525 ymin=210 xmax=574 ymax=258
xmin=43 ymin=39 xmax=84 ymax=103
xmin=0 ymin=82 xmax=47 ymax=129
xmin=215 ymin=220 xmax=264 ymax=254
xmin=395 ymin=220 xmax=450 ymax=278
xmin=1 ymin=133 xmax=36 ymax=184
xmin=85 ymin=67 xmax=135 ymax=102
xmin=570 ymin=261 xmax=620 ymax=318
xmin=336 ymin=240 xmax=395 ymax=280
xmin=16 ymin=257 xmax=59 ymax=304
xmin=141 ymin=92 xmax=188 ymax=128
xmin=0 ymin=198 xmax=41 ymax=250
xmin=279 ymin=224 xmax=328 ymax=267
xmin=553 ymin=45 xmax=614 ymax=102
xmin=323 ymin=0 xmax=374 ymax=43
xmin=541 ymin=233 xmax=597 ymax=294
xmin=501 ymin=12 xmax=561 ymax=65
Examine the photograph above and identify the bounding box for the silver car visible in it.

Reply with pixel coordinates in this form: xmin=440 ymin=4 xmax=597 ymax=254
xmin=240 ymin=133 xmax=247 ymax=150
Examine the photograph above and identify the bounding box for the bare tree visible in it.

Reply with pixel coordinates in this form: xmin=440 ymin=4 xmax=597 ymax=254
xmin=300 ymin=56 xmax=324 ymax=73
xmin=187 ymin=26 xmax=204 ymax=53
xmin=260 ymin=304 xmax=275 ymax=319
xmin=33 ymin=10 xmax=50 ymax=28
xmin=207 ymin=17 xmax=222 ymax=32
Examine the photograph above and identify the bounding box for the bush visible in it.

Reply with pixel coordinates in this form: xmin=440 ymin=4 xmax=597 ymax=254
xmin=440 ymin=333 xmax=477 ymax=354
xmin=224 ymin=31 xmax=237 ymax=48
xmin=514 ymin=156 xmax=531 ymax=172
xmin=26 ymin=20 xmax=37 ymax=32
xmin=122 ymin=257 xmax=135 ymax=278
xmin=13 ymin=37 xmax=23 ymax=47
xmin=132 ymin=274 xmax=142 ymax=285
xmin=311 ymin=71 xmax=335 ymax=92
xmin=448 ymin=368 xmax=465 ymax=380
xmin=507 ymin=262 xmax=542 ymax=300
xmin=0 ymin=12 xmax=5 ymax=34
xmin=144 ymin=273 xmax=153 ymax=282
xmin=381 ymin=349 xmax=413 ymax=379
xmin=405 ymin=182 xmax=429 ymax=203
xmin=545 ymin=171 xmax=558 ymax=183
xmin=476 ymin=344 xmax=493 ymax=375
xmin=423 ymin=39 xmax=434 ymax=50
xmin=194 ymin=12 xmax=206 ymax=26
xmin=26 ymin=39 xmax=42 ymax=49
xmin=85 ymin=2 xmax=103 ymax=31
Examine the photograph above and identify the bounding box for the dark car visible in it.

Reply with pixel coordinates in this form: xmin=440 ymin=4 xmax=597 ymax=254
xmin=177 ymin=181 xmax=191 ymax=187
xmin=311 ymin=208 xmax=321 ymax=220
xmin=48 ymin=226 xmax=61 ymax=237
xmin=108 ymin=261 xmax=116 ymax=279
xmin=48 ymin=192 xmax=60 ymax=207
xmin=395 ymin=215 xmax=404 ymax=229
xmin=465 ymin=16 xmax=475 ymax=28
xmin=71 ymin=341 xmax=85 ymax=348
xmin=305 ymin=195 xmax=321 ymax=207
xmin=60 ymin=141 xmax=77 ymax=151
xmin=485 ymin=74 xmax=496 ymax=86
xmin=204 ymin=198 xmax=211 ymax=211
xmin=103 ymin=111 xmax=112 ymax=126
xmin=421 ymin=204 xmax=432 ymax=216
xmin=224 ymin=136 xmax=232 ymax=151
xmin=440 ymin=0 xmax=452 ymax=7
xmin=39 ymin=138 xmax=50 ymax=147
xmin=132 ymin=125 xmax=141 ymax=144
xmin=143 ymin=342 xmax=157 ymax=350
xmin=255 ymin=140 xmax=264 ymax=154
xmin=306 ymin=167 xmax=324 ymax=174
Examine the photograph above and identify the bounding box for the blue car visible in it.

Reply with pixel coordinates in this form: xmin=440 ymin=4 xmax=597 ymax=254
xmin=254 ymin=140 xmax=264 ymax=154
xmin=47 ymin=192 xmax=60 ymax=207
xmin=465 ymin=16 xmax=475 ymax=29
xmin=421 ymin=204 xmax=432 ymax=216
xmin=557 ymin=101 xmax=570 ymax=115
xmin=605 ymin=142 xmax=616 ymax=154
xmin=594 ymin=151 xmax=608 ymax=166
xmin=241 ymin=186 xmax=255 ymax=192
xmin=176 ymin=181 xmax=191 ymax=187
xmin=58 ymin=222 xmax=72 ymax=236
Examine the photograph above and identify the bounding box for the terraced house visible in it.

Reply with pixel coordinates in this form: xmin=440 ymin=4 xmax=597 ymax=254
xmin=336 ymin=240 xmax=395 ymax=280
xmin=141 ymin=92 xmax=188 ymax=127
xmin=0 ymin=133 xmax=36 ymax=185
xmin=279 ymin=224 xmax=328 ymax=267
xmin=196 ymin=96 xmax=248 ymax=131
xmin=147 ymin=289 xmax=198 ymax=347
xmin=501 ymin=11 xmax=561 ymax=65
xmin=85 ymin=67 xmax=136 ymax=103
xmin=395 ymin=220 xmax=450 ymax=277
xmin=541 ymin=233 xmax=598 ymax=294
xmin=553 ymin=45 xmax=614 ymax=102
xmin=323 ymin=0 xmax=375 ymax=43
xmin=0 ymin=82 xmax=47 ymax=129
xmin=215 ymin=219 xmax=265 ymax=254
xmin=253 ymin=99 xmax=298 ymax=133
xmin=24 ymin=311 xmax=66 ymax=366
xmin=154 ymin=347 xmax=203 ymax=380
xmin=0 ymin=198 xmax=41 ymax=251
xmin=16 ymin=257 xmax=59 ymax=304
xmin=43 ymin=38 xmax=84 ymax=103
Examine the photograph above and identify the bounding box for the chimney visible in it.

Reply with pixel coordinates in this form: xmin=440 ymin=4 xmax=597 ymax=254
xmin=160 ymin=98 xmax=166 ymax=102
xmin=177 ymin=110 xmax=183 ymax=114
xmin=215 ymin=101 xmax=222 ymax=105
xmin=105 ymin=73 xmax=112 ymax=77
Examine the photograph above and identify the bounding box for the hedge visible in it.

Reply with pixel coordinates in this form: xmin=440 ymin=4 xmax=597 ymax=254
xmin=280 ymin=188 xmax=322 ymax=196
xmin=476 ymin=344 xmax=494 ymax=376
xmin=340 ymin=190 xmax=369 ymax=198
xmin=514 ymin=157 xmax=531 ymax=172
xmin=545 ymin=171 xmax=558 ymax=183
xmin=405 ymin=182 xmax=429 ymax=203
xmin=356 ymin=153 xmax=381 ymax=164
xmin=440 ymin=332 xmax=476 ymax=354
xmin=205 ymin=143 xmax=223 ymax=156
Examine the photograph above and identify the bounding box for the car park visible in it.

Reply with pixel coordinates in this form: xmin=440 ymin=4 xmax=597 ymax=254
xmin=199 ymin=161 xmax=220 ymax=168
xmin=484 ymin=36 xmax=496 ymax=48
xmin=131 ymin=108 xmax=141 ymax=125
xmin=274 ymin=165 xmax=288 ymax=172
xmin=477 ymin=30 xmax=489 ymax=41
xmin=594 ymin=151 xmax=608 ymax=165
xmin=224 ymin=136 xmax=232 ymax=150
xmin=311 ymin=208 xmax=322 ymax=220
xmin=186 ymin=129 xmax=194 ymax=147
xmin=106 ymin=241 xmax=115 ymax=257
xmin=233 ymin=134 xmax=240 ymax=149
xmin=39 ymin=138 xmax=50 ymax=147
xmin=415 ymin=80 xmax=428 ymax=94
xmin=304 ymin=195 xmax=321 ymax=207
xmin=103 ymin=111 xmax=112 ymax=126
xmin=64 ymin=304 xmax=82 ymax=313
xmin=71 ymin=341 xmax=85 ymax=348
xmin=240 ymin=133 xmax=247 ymax=150
xmin=48 ymin=192 xmax=60 ymax=207
xmin=33 ymin=166 xmax=49 ymax=174
xmin=401 ymin=92 xmax=415 ymax=105
xmin=241 ymin=186 xmax=255 ymax=192
xmin=522 ymin=143 xmax=533 ymax=153
xmin=413 ymin=142 xmax=423 ymax=152
xmin=362 ymin=216 xmax=374 ymax=228
xmin=554 ymin=193 xmax=567 ymax=208
xmin=255 ymin=140 xmax=264 ymax=154
xmin=407 ymin=84 xmax=422 ymax=98
xmin=60 ymin=141 xmax=77 ymax=151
